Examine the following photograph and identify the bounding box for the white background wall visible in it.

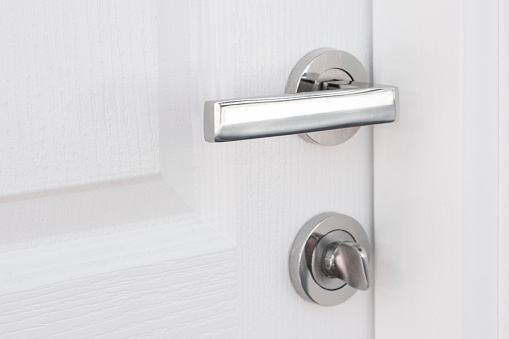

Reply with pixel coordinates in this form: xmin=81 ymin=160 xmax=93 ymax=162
xmin=373 ymin=0 xmax=505 ymax=338
xmin=499 ymin=0 xmax=509 ymax=336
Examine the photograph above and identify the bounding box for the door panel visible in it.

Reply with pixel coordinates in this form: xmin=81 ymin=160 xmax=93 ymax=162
xmin=160 ymin=1 xmax=374 ymax=337
xmin=0 ymin=219 xmax=236 ymax=337
xmin=1 ymin=0 xmax=373 ymax=337
xmin=0 ymin=0 xmax=159 ymax=196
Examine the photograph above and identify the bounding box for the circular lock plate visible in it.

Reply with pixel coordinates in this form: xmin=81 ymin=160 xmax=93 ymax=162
xmin=285 ymin=48 xmax=369 ymax=146
xmin=289 ymin=212 xmax=371 ymax=306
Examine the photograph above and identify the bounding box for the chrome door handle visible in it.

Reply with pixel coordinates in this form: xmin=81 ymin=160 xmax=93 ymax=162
xmin=204 ymin=48 xmax=399 ymax=146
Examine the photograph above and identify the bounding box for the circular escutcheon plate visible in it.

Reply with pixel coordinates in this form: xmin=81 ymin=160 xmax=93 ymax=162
xmin=285 ymin=48 xmax=369 ymax=146
xmin=289 ymin=212 xmax=371 ymax=306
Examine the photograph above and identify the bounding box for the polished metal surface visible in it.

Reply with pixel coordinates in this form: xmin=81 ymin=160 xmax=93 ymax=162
xmin=311 ymin=230 xmax=354 ymax=290
xmin=285 ymin=48 xmax=370 ymax=145
xmin=289 ymin=212 xmax=371 ymax=306
xmin=204 ymin=48 xmax=399 ymax=146
xmin=323 ymin=241 xmax=371 ymax=291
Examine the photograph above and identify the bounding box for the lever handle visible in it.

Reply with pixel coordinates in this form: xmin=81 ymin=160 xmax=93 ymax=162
xmin=204 ymin=82 xmax=397 ymax=142
xmin=323 ymin=241 xmax=371 ymax=291
xmin=204 ymin=48 xmax=399 ymax=146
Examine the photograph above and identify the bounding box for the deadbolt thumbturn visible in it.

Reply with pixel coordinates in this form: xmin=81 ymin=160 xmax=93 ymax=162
xmin=289 ymin=212 xmax=371 ymax=306
xmin=322 ymin=240 xmax=371 ymax=291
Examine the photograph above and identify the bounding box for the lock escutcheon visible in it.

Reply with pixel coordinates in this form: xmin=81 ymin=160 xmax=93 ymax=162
xmin=289 ymin=212 xmax=371 ymax=306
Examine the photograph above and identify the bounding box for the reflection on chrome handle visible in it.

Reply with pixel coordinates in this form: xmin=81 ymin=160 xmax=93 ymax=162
xmin=203 ymin=48 xmax=399 ymax=146
xmin=204 ymin=82 xmax=398 ymax=143
xmin=323 ymin=241 xmax=372 ymax=291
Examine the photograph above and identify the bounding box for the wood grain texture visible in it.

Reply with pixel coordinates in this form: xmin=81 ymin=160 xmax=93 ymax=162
xmin=0 ymin=218 xmax=237 ymax=338
xmin=158 ymin=1 xmax=374 ymax=337
xmin=374 ymin=0 xmax=500 ymax=338
xmin=0 ymin=175 xmax=192 ymax=252
xmin=0 ymin=1 xmax=237 ymax=336
xmin=1 ymin=0 xmax=374 ymax=337
xmin=499 ymin=0 xmax=509 ymax=337
xmin=0 ymin=0 xmax=159 ymax=195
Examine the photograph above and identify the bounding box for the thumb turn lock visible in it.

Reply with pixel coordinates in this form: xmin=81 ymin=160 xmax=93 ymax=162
xmin=204 ymin=48 xmax=398 ymax=146
xmin=289 ymin=213 xmax=372 ymax=306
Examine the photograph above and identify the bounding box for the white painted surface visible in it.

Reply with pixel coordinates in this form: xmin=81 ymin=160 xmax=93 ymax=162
xmin=0 ymin=218 xmax=237 ymax=338
xmin=374 ymin=0 xmax=500 ymax=338
xmin=460 ymin=1 xmax=499 ymax=337
xmin=499 ymin=0 xmax=509 ymax=336
xmin=159 ymin=1 xmax=375 ymax=337
xmin=2 ymin=0 xmax=503 ymax=337
xmin=0 ymin=0 xmax=374 ymax=338
xmin=0 ymin=0 xmax=159 ymax=195
xmin=0 ymin=175 xmax=191 ymax=252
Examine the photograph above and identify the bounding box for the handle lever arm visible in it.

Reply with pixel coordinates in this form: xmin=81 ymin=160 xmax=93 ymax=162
xmin=204 ymin=82 xmax=398 ymax=143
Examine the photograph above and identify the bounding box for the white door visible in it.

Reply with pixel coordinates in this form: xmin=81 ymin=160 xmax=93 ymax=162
xmin=0 ymin=0 xmax=505 ymax=338
xmin=0 ymin=1 xmax=374 ymax=337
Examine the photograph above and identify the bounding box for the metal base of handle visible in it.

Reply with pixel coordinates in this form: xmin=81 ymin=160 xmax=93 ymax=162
xmin=285 ymin=48 xmax=369 ymax=146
